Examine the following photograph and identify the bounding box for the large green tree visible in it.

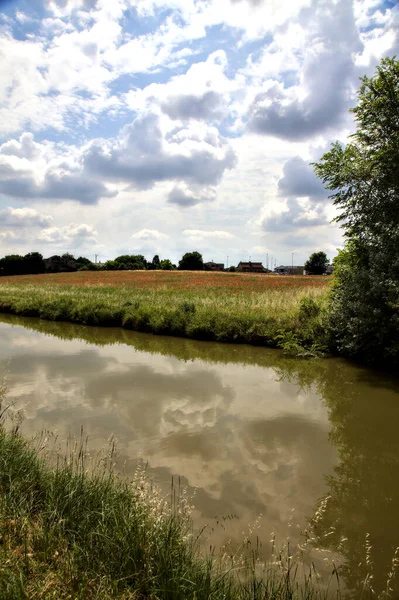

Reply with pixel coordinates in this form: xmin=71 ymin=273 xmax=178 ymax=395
xmin=313 ymin=57 xmax=399 ymax=366
xmin=160 ymin=259 xmax=174 ymax=270
xmin=178 ymin=251 xmax=203 ymax=271
xmin=304 ymin=251 xmax=329 ymax=275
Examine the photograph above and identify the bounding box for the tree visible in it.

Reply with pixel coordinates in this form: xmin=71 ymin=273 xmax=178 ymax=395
xmin=102 ymin=260 xmax=117 ymax=271
xmin=178 ymin=251 xmax=203 ymax=271
xmin=24 ymin=252 xmax=45 ymax=274
xmin=113 ymin=255 xmax=147 ymax=270
xmin=160 ymin=259 xmax=174 ymax=270
xmin=0 ymin=254 xmax=25 ymax=276
xmin=45 ymin=254 xmax=78 ymax=273
xmin=313 ymin=57 xmax=399 ymax=365
xmin=151 ymin=255 xmax=161 ymax=270
xmin=304 ymin=251 xmax=329 ymax=275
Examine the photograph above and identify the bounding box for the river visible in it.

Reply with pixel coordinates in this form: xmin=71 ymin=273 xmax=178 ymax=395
xmin=0 ymin=313 xmax=398 ymax=597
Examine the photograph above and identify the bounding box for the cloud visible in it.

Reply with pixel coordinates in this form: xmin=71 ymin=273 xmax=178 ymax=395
xmin=0 ymin=207 xmax=53 ymax=228
xmin=168 ymin=185 xmax=217 ymax=207
xmin=0 ymin=133 xmax=41 ymax=160
xmin=0 ymin=0 xmax=394 ymax=265
xmin=83 ymin=112 xmax=236 ymax=192
xmin=37 ymin=223 xmax=98 ymax=245
xmin=230 ymin=0 xmax=263 ymax=6
xmin=131 ymin=229 xmax=169 ymax=240
xmin=123 ymin=50 xmax=237 ymax=122
xmin=247 ymin=0 xmax=363 ymax=140
xmin=183 ymin=229 xmax=235 ymax=239
xmin=261 ymin=197 xmax=328 ymax=232
xmin=0 ymin=230 xmax=21 ymax=243
xmin=0 ymin=158 xmax=116 ymax=204
xmin=278 ymin=156 xmax=327 ymax=199
xmin=260 ymin=154 xmax=329 ymax=232
xmin=161 ymin=91 xmax=225 ymax=121
xmin=0 ymin=112 xmax=234 ymax=207
xmin=0 ymin=150 xmax=116 ymax=204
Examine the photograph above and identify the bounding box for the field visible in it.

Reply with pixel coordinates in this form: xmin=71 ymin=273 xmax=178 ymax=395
xmin=0 ymin=270 xmax=329 ymax=292
xmin=0 ymin=271 xmax=332 ymax=351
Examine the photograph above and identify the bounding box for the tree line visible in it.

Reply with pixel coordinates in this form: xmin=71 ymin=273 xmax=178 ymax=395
xmin=0 ymin=249 xmax=331 ymax=276
xmin=0 ymin=251 xmax=207 ymax=276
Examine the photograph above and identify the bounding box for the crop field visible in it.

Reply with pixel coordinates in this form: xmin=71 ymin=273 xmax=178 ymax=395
xmin=0 ymin=271 xmax=332 ymax=350
xmin=0 ymin=269 xmax=330 ymax=293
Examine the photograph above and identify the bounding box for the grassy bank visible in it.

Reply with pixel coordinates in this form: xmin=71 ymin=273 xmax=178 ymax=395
xmin=0 ymin=271 xmax=330 ymax=352
xmin=0 ymin=402 xmax=337 ymax=598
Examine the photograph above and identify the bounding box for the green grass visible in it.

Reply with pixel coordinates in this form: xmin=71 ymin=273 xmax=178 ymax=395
xmin=0 ymin=280 xmax=329 ymax=353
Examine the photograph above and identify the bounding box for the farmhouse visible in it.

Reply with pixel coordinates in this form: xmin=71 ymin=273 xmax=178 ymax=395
xmin=236 ymin=261 xmax=265 ymax=273
xmin=204 ymin=261 xmax=224 ymax=271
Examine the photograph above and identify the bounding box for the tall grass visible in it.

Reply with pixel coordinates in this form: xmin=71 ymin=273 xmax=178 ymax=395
xmin=0 ymin=281 xmax=328 ymax=352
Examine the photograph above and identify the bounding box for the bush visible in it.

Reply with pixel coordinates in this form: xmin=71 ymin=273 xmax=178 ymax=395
xmin=298 ymin=297 xmax=320 ymax=321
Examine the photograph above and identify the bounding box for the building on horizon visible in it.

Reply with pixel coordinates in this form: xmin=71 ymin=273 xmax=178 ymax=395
xmin=275 ymin=265 xmax=305 ymax=275
xmin=236 ymin=261 xmax=265 ymax=273
xmin=204 ymin=261 xmax=224 ymax=271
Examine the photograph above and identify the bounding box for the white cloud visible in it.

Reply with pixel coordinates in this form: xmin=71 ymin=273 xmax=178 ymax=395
xmin=0 ymin=231 xmax=20 ymax=242
xmin=37 ymin=223 xmax=98 ymax=246
xmin=82 ymin=112 xmax=236 ymax=198
xmin=183 ymin=229 xmax=235 ymax=239
xmin=124 ymin=50 xmax=240 ymax=122
xmin=0 ymin=0 xmax=396 ymax=266
xmin=0 ymin=133 xmax=41 ymax=160
xmin=0 ymin=207 xmax=53 ymax=228
xmin=132 ymin=229 xmax=169 ymax=240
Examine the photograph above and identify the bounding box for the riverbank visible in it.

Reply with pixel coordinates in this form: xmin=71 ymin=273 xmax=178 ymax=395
xmin=0 ymin=400 xmax=335 ymax=599
xmin=0 ymin=271 xmax=330 ymax=353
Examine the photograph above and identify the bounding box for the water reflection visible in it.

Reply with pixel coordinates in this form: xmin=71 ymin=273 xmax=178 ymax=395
xmin=1 ymin=314 xmax=399 ymax=596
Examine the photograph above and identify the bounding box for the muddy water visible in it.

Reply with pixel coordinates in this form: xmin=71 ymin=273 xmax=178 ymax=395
xmin=1 ymin=313 xmax=399 ymax=596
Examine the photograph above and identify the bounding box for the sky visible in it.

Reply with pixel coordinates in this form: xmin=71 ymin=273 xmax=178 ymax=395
xmin=0 ymin=0 xmax=397 ymax=267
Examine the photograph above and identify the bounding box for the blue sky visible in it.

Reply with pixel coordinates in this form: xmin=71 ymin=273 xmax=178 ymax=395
xmin=0 ymin=0 xmax=397 ymax=266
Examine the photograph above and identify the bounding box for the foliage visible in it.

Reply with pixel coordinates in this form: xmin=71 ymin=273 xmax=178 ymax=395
xmin=44 ymin=254 xmax=79 ymax=273
xmin=151 ymin=254 xmax=161 ymax=269
xmin=23 ymin=252 xmax=46 ymax=274
xmin=313 ymin=56 xmax=399 ymax=366
xmin=228 ymin=265 xmax=236 ymax=272
xmin=0 ymin=253 xmax=45 ymax=277
xmin=160 ymin=258 xmax=174 ymax=270
xmin=178 ymin=251 xmax=204 ymax=271
xmin=304 ymin=251 xmax=329 ymax=275
xmin=75 ymin=256 xmax=96 ymax=271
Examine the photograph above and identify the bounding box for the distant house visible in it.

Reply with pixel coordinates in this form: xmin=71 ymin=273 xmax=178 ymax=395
xmin=204 ymin=261 xmax=224 ymax=271
xmin=236 ymin=261 xmax=265 ymax=273
xmin=325 ymin=264 xmax=335 ymax=275
xmin=275 ymin=265 xmax=305 ymax=275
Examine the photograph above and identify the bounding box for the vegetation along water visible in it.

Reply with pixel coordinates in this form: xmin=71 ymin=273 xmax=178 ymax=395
xmin=0 ymin=270 xmax=331 ymax=356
